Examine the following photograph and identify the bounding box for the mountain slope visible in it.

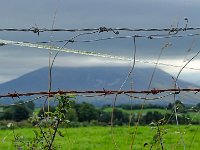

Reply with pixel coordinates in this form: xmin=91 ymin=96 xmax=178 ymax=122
xmin=0 ymin=67 xmax=199 ymax=105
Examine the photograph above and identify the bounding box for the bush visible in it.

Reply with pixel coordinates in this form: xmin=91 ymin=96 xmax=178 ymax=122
xmin=141 ymin=111 xmax=164 ymax=125
xmin=75 ymin=102 xmax=99 ymax=122
xmin=65 ymin=108 xmax=78 ymax=122
xmin=98 ymin=108 xmax=130 ymax=125
xmin=12 ymin=105 xmax=30 ymax=122
xmin=1 ymin=104 xmax=30 ymax=122
xmin=98 ymin=111 xmax=111 ymax=123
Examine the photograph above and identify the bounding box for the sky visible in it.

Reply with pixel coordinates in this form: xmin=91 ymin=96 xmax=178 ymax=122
xmin=1 ymin=0 xmax=200 ymax=84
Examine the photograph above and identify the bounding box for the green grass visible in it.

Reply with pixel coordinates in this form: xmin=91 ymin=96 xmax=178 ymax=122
xmin=0 ymin=125 xmax=199 ymax=150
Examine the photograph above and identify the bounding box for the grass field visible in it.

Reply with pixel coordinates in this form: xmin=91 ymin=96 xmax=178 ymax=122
xmin=0 ymin=125 xmax=199 ymax=150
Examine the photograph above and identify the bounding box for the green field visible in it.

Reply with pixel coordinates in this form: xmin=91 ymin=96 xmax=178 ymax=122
xmin=0 ymin=125 xmax=199 ymax=150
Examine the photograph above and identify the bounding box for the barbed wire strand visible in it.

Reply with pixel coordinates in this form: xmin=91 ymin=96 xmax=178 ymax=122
xmin=0 ymin=92 xmax=183 ymax=106
xmin=0 ymin=88 xmax=200 ymax=99
xmin=1 ymin=26 xmax=200 ymax=33
xmin=124 ymin=92 xmax=173 ymax=100
xmin=0 ymin=95 xmax=46 ymax=107
xmin=57 ymin=33 xmax=200 ymax=43
xmin=18 ymin=32 xmax=200 ymax=45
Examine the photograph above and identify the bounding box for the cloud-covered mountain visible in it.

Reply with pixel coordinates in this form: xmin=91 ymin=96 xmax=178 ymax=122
xmin=0 ymin=67 xmax=199 ymax=106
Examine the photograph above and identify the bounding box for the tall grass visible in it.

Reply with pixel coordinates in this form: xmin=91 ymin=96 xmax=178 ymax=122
xmin=0 ymin=125 xmax=199 ymax=150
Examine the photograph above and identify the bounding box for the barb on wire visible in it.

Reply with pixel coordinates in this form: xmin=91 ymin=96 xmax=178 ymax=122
xmin=184 ymin=18 xmax=189 ymax=30
xmin=98 ymin=27 xmax=119 ymax=35
xmin=29 ymin=26 xmax=41 ymax=36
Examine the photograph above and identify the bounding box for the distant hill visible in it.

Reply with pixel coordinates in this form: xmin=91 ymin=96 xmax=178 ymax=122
xmin=0 ymin=67 xmax=199 ymax=106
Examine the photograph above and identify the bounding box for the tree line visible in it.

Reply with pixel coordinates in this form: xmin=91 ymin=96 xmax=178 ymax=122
xmin=0 ymin=100 xmax=200 ymax=127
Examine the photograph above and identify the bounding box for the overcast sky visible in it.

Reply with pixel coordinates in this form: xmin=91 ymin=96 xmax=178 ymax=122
xmin=1 ymin=0 xmax=200 ymax=84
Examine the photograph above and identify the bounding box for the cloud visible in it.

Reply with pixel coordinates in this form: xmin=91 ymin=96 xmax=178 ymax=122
xmin=0 ymin=0 xmax=199 ymax=27
xmin=1 ymin=0 xmax=200 ymax=83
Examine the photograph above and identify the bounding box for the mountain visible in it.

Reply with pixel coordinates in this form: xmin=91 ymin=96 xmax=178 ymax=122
xmin=0 ymin=67 xmax=199 ymax=106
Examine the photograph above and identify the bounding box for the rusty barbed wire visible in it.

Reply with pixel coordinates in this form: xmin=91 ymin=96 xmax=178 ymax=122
xmin=0 ymin=92 xmax=174 ymax=107
xmin=0 ymin=88 xmax=200 ymax=99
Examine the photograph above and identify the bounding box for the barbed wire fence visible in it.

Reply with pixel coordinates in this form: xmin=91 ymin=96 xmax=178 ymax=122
xmin=0 ymin=19 xmax=200 ymax=149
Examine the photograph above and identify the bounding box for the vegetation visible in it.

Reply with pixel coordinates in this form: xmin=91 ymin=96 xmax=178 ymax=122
xmin=1 ymin=100 xmax=199 ymax=127
xmin=0 ymin=125 xmax=199 ymax=150
xmin=0 ymin=98 xmax=199 ymax=149
xmin=1 ymin=101 xmax=35 ymax=122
